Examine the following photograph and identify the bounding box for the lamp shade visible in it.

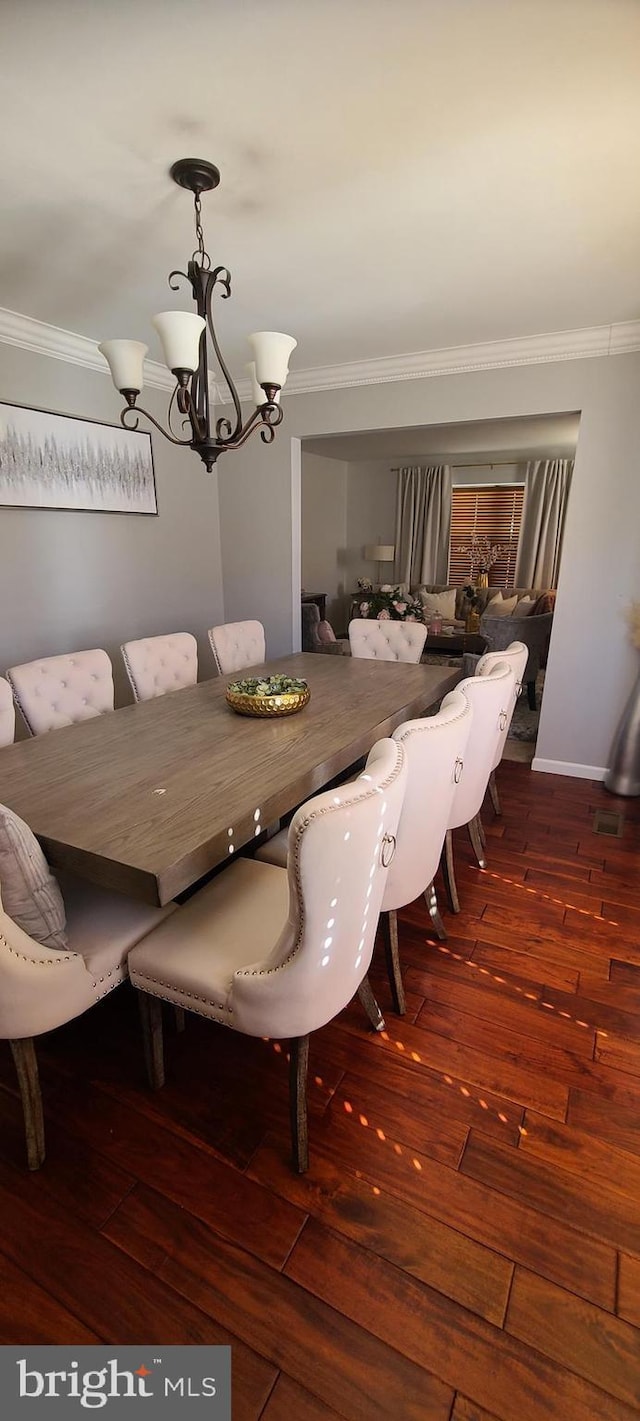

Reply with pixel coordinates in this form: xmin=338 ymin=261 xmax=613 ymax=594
xmin=365 ymin=544 xmax=395 ymax=562
xmin=247 ymin=331 xmax=297 ymax=389
xmin=245 ymin=362 xmax=281 ymax=408
xmin=98 ymin=339 xmax=148 ymax=394
xmin=152 ymin=311 xmax=205 ymax=373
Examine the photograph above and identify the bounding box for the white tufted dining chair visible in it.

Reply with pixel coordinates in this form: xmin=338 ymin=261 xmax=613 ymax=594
xmin=208 ymin=620 xmax=266 ymax=675
xmin=379 ymin=688 xmax=473 ymax=1012
xmin=121 ymin=633 xmax=198 ymax=702
xmin=442 ymin=662 xmax=515 ymax=914
xmin=0 ymin=677 xmax=15 ymax=747
xmin=474 ymin=641 xmax=529 ymax=815
xmin=1 ymin=875 xmax=174 ymax=1169
xmin=257 ymin=691 xmax=473 ymax=1015
xmin=7 ymin=650 xmax=114 ymax=736
xmin=128 ymin=736 xmax=407 ymax=1173
xmin=348 ymin=618 xmax=427 ymax=664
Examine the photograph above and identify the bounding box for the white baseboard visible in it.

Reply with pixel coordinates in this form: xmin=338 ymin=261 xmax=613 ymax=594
xmin=532 ymin=757 xmax=606 ymax=781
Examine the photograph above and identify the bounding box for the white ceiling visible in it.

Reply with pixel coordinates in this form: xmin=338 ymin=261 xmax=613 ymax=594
xmin=303 ymin=412 xmax=580 ymax=464
xmin=2 ymin=0 xmax=639 ymax=379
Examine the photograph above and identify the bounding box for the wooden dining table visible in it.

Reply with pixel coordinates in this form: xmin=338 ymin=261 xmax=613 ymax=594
xmin=0 ymin=652 xmax=461 ymax=905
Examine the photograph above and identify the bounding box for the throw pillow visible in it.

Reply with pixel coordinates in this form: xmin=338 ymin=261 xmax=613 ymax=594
xmin=531 ymin=591 xmax=556 ymax=616
xmin=0 ymin=803 xmax=68 ymax=949
xmin=317 ymin=619 xmax=336 ymax=643
xmin=487 ymin=592 xmax=519 ymax=617
xmin=513 ymin=596 xmax=535 ymax=616
xmin=420 ymin=588 xmax=456 ymax=621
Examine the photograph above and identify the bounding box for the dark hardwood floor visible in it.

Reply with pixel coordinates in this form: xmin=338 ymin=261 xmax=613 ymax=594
xmin=1 ymin=762 xmax=640 ymax=1419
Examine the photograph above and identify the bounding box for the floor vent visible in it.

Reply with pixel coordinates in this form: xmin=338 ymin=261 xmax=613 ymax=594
xmin=593 ymin=809 xmax=624 ymax=837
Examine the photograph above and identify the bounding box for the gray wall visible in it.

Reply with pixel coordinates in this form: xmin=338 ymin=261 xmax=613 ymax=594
xmin=301 ymin=454 xmax=397 ymax=630
xmin=301 ymin=451 xmax=348 ymax=625
xmin=0 ymin=345 xmax=225 ymax=709
xmin=345 ymin=460 xmax=397 ymax=594
xmin=217 ymin=351 xmax=640 ymax=777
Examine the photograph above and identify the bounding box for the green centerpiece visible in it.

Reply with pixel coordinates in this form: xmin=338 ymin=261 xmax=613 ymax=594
xmin=226 ymin=673 xmax=310 ymax=718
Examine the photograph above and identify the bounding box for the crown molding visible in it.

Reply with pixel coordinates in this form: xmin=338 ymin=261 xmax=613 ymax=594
xmin=1 ymin=305 xmax=639 ymax=404
xmin=283 ymin=319 xmax=640 ymax=395
xmin=0 ymin=307 xmax=177 ymax=391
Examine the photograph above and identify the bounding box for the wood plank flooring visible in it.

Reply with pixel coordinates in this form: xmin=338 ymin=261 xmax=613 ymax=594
xmin=1 ymin=763 xmax=640 ymax=1419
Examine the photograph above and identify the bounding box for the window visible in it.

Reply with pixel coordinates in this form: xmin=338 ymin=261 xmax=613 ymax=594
xmin=449 ymin=484 xmax=524 ymax=588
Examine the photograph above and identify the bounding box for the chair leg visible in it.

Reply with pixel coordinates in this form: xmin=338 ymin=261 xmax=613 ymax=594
xmin=357 ymin=974 xmax=386 ymax=1033
xmin=173 ymin=1007 xmax=186 ymax=1034
xmin=527 ymin=680 xmax=537 ymax=711
xmin=488 ymin=769 xmax=501 ymax=816
xmin=477 ymin=813 xmax=487 ymax=847
xmin=381 ymin=909 xmax=406 ymax=1016
xmin=424 ymin=881 xmax=447 ymax=941
xmin=289 ymin=1035 xmax=309 ymax=1174
xmin=467 ymin=815 xmax=487 ymax=869
xmin=138 ymin=993 xmax=165 ymax=1089
xmin=441 ymin=828 xmax=460 ymax=913
xmin=10 ymin=1039 xmax=45 ymax=1170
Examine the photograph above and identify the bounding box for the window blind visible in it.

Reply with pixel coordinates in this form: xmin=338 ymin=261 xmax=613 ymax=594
xmin=448 ymin=484 xmax=524 ymax=588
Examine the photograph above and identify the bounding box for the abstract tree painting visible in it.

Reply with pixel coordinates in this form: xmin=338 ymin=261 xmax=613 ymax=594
xmin=0 ymin=402 xmax=156 ymax=514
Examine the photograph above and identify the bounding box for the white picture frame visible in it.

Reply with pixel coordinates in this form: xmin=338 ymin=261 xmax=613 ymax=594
xmin=0 ymin=400 xmax=157 ymax=515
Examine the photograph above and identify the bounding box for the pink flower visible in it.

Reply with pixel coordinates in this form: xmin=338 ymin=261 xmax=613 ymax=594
xmin=392 ymin=600 xmax=407 ymax=614
xmin=359 ymin=601 xmax=370 ymax=615
xmin=405 ymin=613 xmax=417 ymax=621
xmin=377 ymin=608 xmax=391 ymax=620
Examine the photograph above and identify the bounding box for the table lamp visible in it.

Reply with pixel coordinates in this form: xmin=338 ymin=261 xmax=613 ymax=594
xmin=365 ymin=543 xmax=395 ymax=586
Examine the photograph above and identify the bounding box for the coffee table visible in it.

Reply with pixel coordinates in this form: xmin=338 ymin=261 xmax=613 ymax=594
xmin=423 ymin=631 xmax=488 ymax=657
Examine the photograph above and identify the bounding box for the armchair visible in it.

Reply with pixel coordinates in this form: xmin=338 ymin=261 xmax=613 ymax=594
xmin=468 ymin=612 xmax=554 ymax=710
xmin=301 ymin=602 xmax=349 ymax=655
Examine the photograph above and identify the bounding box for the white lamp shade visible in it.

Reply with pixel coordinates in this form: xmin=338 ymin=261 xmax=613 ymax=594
xmin=152 ymin=311 xmax=205 ymax=373
xmin=365 ymin=544 xmax=395 ymax=562
xmin=247 ymin=331 xmax=297 ymax=389
xmin=98 ymin=339 xmax=148 ymax=393
xmin=245 ymin=362 xmax=280 ymax=407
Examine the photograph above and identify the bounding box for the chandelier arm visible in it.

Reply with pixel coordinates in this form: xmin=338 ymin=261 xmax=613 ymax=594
xmin=166 ymin=383 xmax=194 ymax=442
xmin=215 ymin=401 xmax=283 ymax=453
xmin=168 ymin=269 xmax=190 ymax=292
xmin=203 ymin=266 xmax=244 ymax=443
xmin=176 ymin=382 xmax=207 ymax=443
xmin=120 ymin=403 xmax=192 ymax=446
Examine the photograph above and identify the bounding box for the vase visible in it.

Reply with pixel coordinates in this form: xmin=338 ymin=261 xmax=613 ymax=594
xmin=605 ymin=664 xmax=640 ymax=796
xmin=465 ymin=610 xmax=481 ymax=634
xmin=475 ymin=572 xmax=489 ymax=589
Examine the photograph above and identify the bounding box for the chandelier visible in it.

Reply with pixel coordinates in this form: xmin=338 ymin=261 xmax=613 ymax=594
xmin=99 ymin=159 xmax=296 ymax=472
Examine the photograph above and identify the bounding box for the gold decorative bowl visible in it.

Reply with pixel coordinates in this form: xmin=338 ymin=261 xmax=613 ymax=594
xmin=226 ymin=679 xmax=311 ymax=718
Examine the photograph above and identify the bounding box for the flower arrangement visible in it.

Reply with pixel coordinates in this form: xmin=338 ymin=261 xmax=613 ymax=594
xmin=228 ymin=674 xmax=308 ymax=696
xmin=627 ymin=602 xmax=640 ymax=649
xmin=357 ymin=584 xmax=424 ymax=622
xmin=456 ymin=534 xmax=512 ymax=574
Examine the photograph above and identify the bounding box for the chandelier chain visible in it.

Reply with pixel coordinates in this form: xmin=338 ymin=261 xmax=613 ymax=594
xmin=193 ymin=192 xmax=210 ymax=269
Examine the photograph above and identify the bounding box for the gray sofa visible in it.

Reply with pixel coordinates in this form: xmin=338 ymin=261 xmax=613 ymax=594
xmin=416 ymin=583 xmax=550 ymax=627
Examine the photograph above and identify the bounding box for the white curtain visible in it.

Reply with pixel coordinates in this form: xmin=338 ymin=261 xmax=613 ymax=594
xmin=394 ymin=465 xmax=452 ymax=586
xmin=515 ymin=458 xmax=574 ymax=588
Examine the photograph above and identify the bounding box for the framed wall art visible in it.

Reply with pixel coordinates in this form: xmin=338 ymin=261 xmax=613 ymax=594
xmin=0 ymin=400 xmax=157 ymax=514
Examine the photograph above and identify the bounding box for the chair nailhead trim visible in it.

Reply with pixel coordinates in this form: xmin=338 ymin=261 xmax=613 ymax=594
xmin=133 ymin=970 xmax=230 ymax=1013
xmin=1 ymin=933 xmax=77 ymax=967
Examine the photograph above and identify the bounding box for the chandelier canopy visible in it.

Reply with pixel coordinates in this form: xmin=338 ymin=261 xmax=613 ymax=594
xmin=99 ymin=159 xmax=296 ymax=472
